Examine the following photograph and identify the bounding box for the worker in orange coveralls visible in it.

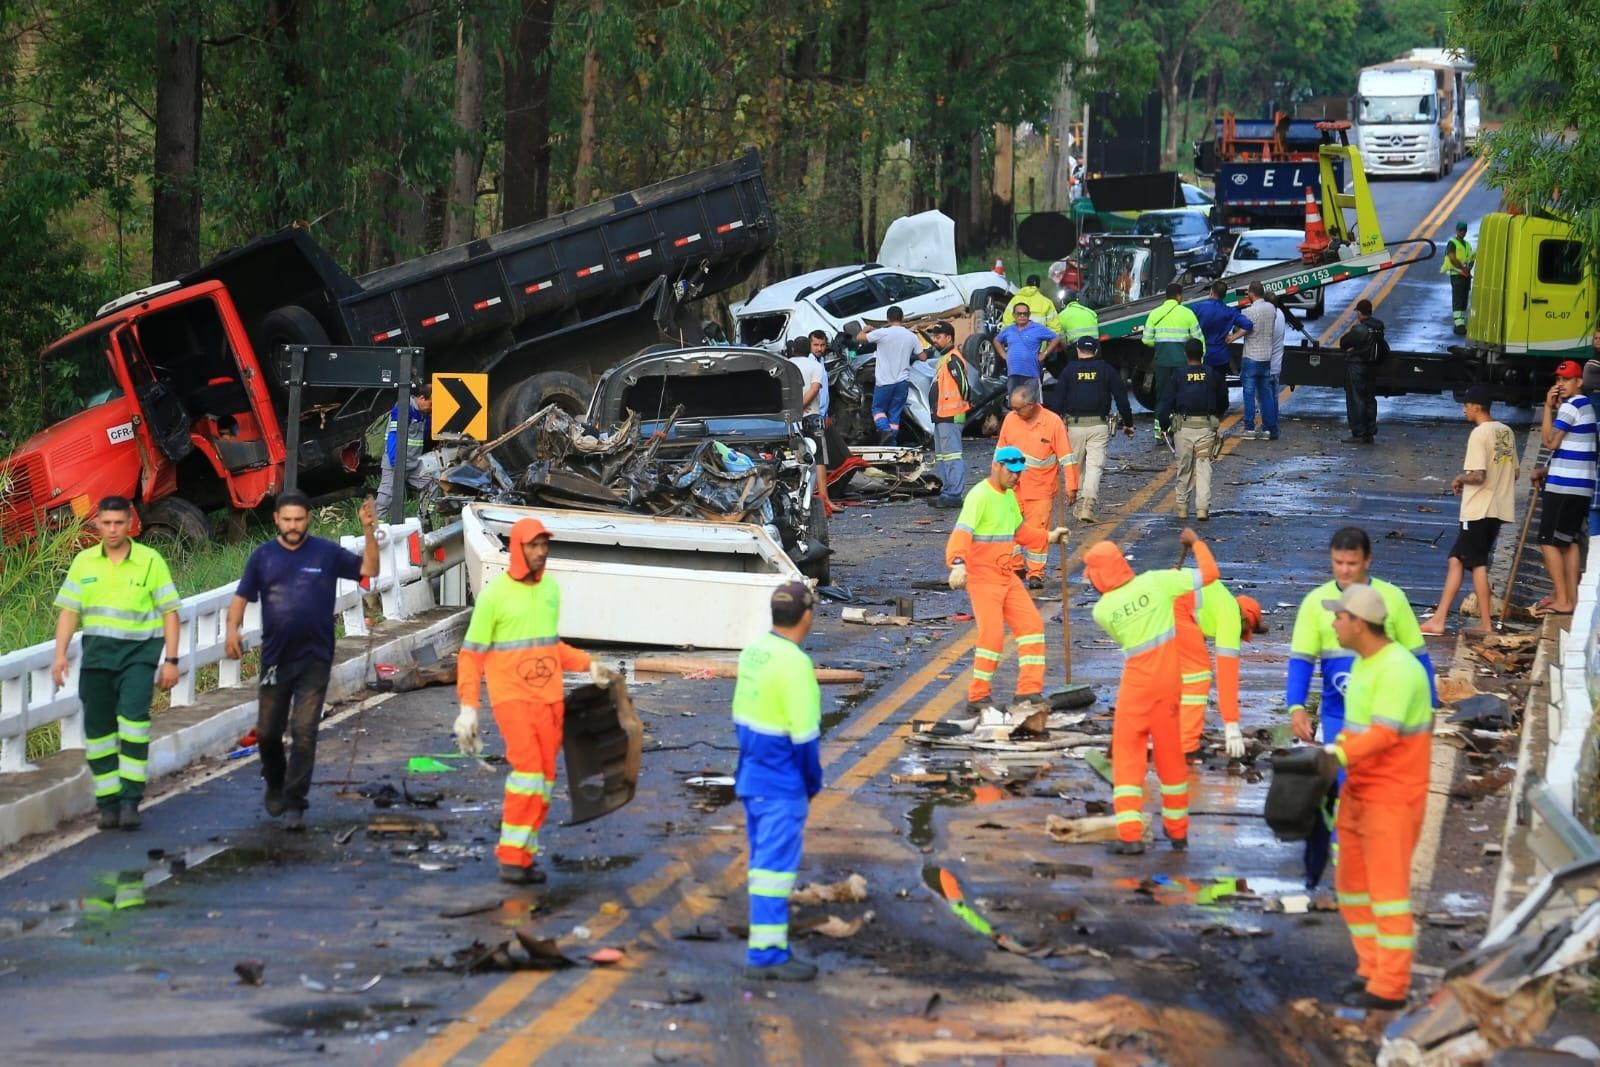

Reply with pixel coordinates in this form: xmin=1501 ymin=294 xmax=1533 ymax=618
xmin=453 ymin=518 xmax=611 ymax=885
xmin=995 ymin=380 xmax=1079 ymax=589
xmin=1174 ymin=573 xmax=1267 ymax=759
xmin=1087 ymin=528 xmax=1217 ymax=854
xmin=1317 ymin=583 xmax=1434 ymax=1011
xmin=945 ymin=446 xmax=1070 ymax=717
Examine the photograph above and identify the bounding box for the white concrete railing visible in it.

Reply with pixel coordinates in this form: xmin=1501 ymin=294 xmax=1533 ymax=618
xmin=1552 ymin=546 xmax=1600 ymax=817
xmin=0 ymin=519 xmax=461 ymax=774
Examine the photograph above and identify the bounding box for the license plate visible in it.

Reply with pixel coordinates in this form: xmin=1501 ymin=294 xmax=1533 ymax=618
xmin=1383 ymin=156 xmax=1407 ymax=164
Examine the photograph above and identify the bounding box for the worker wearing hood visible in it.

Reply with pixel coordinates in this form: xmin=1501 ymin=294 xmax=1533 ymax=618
xmin=1173 ymin=548 xmax=1267 ymax=758
xmin=455 ymin=517 xmax=609 ymax=885
xmin=1087 ymin=529 xmax=1218 ymax=854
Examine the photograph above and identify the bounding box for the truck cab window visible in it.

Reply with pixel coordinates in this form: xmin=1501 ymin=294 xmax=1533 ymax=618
xmin=1537 ymin=240 xmax=1584 ymax=286
xmin=42 ymin=329 xmax=121 ymax=422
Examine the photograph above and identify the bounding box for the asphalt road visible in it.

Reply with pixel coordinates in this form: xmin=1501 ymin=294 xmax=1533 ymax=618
xmin=0 ymin=164 xmax=1531 ymax=1067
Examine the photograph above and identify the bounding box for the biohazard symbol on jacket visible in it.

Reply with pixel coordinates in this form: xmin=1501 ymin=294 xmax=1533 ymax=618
xmin=457 ymin=518 xmax=592 ymax=869
xmin=1088 ymin=539 xmax=1218 ymax=844
xmin=996 ymin=407 xmax=1079 ymax=580
xmin=945 ymin=479 xmax=1049 ymax=703
xmin=1328 ymin=640 xmax=1433 ymax=1003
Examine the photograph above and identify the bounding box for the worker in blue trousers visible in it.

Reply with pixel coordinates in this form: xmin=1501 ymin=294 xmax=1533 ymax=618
xmin=732 ymin=582 xmax=823 ymax=981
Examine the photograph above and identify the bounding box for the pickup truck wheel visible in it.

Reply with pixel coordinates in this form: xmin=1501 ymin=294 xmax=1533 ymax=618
xmin=139 ymin=497 xmax=212 ymax=557
xmin=494 ymin=370 xmax=592 ymax=468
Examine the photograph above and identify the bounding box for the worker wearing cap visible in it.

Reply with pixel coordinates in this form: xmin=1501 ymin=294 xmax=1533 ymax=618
xmin=946 ymin=447 xmax=1069 ymax=715
xmin=52 ymin=495 xmax=182 ymax=832
xmin=1287 ymin=526 xmax=1435 ymax=889
xmin=1142 ymin=283 xmax=1203 ymax=439
xmin=732 ymin=582 xmax=823 ymax=982
xmin=454 ymin=518 xmax=609 ymax=885
xmin=1087 ymin=528 xmax=1217 ymax=854
xmin=376 ymin=383 xmax=433 ymax=521
xmin=1000 ymin=274 xmax=1058 ymax=328
xmin=1156 ymin=338 xmax=1226 ymax=520
xmin=1442 ymin=221 xmax=1474 ymax=335
xmin=1318 ymin=583 xmax=1434 ymax=1011
xmin=1050 ymin=287 xmax=1099 ymax=350
xmin=1050 ymin=335 xmax=1134 ymax=523
xmin=995 ymin=380 xmax=1079 ymax=587
xmin=1173 ymin=563 xmax=1266 ymax=759
xmin=1533 ymin=359 xmax=1595 ymax=616
xmin=928 ymin=321 xmax=973 ymax=510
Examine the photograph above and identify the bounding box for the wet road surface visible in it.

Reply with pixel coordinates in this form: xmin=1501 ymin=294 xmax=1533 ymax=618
xmin=0 ymin=165 xmax=1534 ymax=1066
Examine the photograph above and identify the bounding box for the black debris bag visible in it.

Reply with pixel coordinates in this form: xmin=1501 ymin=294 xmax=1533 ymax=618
xmin=1264 ymin=747 xmax=1338 ymax=842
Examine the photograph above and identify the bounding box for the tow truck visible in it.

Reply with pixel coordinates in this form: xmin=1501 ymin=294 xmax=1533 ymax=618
xmin=1081 ymin=123 xmax=1437 ymax=407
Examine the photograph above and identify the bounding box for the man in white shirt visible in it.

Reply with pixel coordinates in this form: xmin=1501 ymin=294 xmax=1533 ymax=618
xmin=1268 ymin=295 xmax=1288 ymax=381
xmin=788 ymin=336 xmax=831 ymax=512
xmin=856 ymin=306 xmax=924 ymax=445
xmin=1239 ymin=282 xmax=1280 ymax=440
xmin=1420 ymin=386 xmax=1518 ymax=634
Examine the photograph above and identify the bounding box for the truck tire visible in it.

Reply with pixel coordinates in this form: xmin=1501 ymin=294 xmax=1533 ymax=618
xmin=139 ymin=497 xmax=212 ymax=556
xmin=1308 ymin=292 xmax=1326 ymax=321
xmin=798 ymin=494 xmax=831 ymax=585
xmin=259 ymin=305 xmax=331 ymax=351
xmin=494 ymin=370 xmax=593 ymax=468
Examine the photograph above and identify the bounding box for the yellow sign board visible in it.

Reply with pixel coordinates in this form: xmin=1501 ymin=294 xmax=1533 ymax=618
xmin=431 ymin=373 xmax=489 ymax=439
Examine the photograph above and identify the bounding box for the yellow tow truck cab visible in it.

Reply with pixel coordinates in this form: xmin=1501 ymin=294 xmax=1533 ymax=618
xmin=1468 ymin=213 xmax=1596 ymax=373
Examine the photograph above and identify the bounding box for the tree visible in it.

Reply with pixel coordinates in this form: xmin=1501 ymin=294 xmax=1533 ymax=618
xmin=1451 ymin=0 xmax=1600 ymax=262
xmin=153 ymin=0 xmax=203 ymax=280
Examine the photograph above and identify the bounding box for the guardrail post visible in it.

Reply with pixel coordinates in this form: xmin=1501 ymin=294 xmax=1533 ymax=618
xmin=170 ymin=608 xmax=198 ymax=707
xmin=0 ymin=672 xmax=32 ymax=773
xmin=54 ymin=660 xmax=84 ymax=752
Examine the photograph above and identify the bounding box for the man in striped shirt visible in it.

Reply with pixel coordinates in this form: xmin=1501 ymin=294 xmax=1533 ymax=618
xmin=1534 ymin=360 xmax=1596 ymax=616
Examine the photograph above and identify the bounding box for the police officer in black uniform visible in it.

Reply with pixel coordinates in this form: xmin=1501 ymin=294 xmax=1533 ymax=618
xmin=1157 ymin=338 xmax=1228 ymax=520
xmin=1050 ymin=337 xmax=1135 ymax=522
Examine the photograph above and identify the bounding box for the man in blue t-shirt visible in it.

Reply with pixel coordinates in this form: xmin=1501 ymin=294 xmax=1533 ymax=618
xmin=226 ymin=491 xmax=380 ymax=829
xmin=993 ymin=303 xmax=1062 ymax=395
xmin=1192 ymin=279 xmax=1252 ymax=371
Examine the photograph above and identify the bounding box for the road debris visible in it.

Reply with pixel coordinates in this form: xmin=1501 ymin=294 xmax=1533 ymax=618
xmin=891 ymin=772 xmax=950 ymax=785
xmin=300 ymin=973 xmax=383 ymax=994
xmin=586 ymin=947 xmax=626 ymax=965
xmin=808 ymin=912 xmax=874 ymax=938
xmin=438 ymin=899 xmax=504 ymax=919
xmin=790 ymin=873 xmax=869 ymax=906
xmin=634 ymin=655 xmax=865 ymax=685
xmin=629 ymin=990 xmax=703 ymax=1011
xmin=233 ymin=960 xmax=264 ymax=986
xmin=1045 ymin=813 xmax=1126 ymax=844
xmin=367 ymin=814 xmax=446 ymax=839
xmin=842 ymin=607 xmax=912 ymax=626
xmin=671 ymin=923 xmax=723 ymax=942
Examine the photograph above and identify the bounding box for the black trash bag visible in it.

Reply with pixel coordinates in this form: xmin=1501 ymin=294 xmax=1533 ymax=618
xmin=1264 ymin=747 xmax=1338 ymax=842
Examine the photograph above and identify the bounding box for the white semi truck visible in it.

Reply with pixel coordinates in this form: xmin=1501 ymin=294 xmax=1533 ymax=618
xmin=1356 ymin=65 xmax=1448 ymax=179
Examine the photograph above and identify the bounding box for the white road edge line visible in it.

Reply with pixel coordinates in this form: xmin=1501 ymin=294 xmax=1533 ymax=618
xmin=0 ymin=691 xmax=399 ymax=882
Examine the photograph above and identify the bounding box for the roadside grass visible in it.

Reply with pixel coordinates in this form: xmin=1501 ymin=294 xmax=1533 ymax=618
xmin=7 ymin=499 xmax=368 ymax=763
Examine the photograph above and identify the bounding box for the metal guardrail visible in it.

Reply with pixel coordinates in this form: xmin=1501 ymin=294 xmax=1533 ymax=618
xmin=0 ymin=519 xmax=464 ymax=774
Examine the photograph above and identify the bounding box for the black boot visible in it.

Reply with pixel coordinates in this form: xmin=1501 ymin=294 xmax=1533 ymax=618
xmin=97 ymin=807 xmax=120 ymax=831
xmin=118 ymin=800 xmax=141 ymax=831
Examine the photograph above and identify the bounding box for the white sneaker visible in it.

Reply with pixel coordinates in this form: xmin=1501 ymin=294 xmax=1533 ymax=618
xmin=1240 ymin=429 xmax=1259 ymax=440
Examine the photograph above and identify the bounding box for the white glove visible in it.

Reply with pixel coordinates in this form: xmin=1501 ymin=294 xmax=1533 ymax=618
xmin=589 ymin=660 xmax=614 ymax=686
xmin=453 ymin=705 xmax=481 ymax=756
xmin=948 ymin=563 xmax=967 ymax=590
xmin=1047 ymin=526 xmax=1071 ymax=544
xmin=1223 ymin=722 xmax=1245 ymax=760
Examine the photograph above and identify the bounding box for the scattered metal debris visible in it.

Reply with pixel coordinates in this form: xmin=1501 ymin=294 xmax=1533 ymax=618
xmin=791 ymin=874 xmax=869 ymax=906
xmin=234 ymin=960 xmax=264 ymax=986
xmin=300 ymin=973 xmax=383 ymax=994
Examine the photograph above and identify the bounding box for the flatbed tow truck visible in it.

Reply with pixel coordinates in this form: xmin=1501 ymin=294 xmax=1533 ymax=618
xmin=1081 ymin=124 xmax=1440 ymax=407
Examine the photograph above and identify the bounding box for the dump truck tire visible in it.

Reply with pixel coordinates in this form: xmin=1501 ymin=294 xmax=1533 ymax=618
xmin=494 ymin=370 xmax=592 ymax=468
xmin=259 ymin=305 xmax=331 ymax=351
xmin=139 ymin=496 xmax=212 ymax=554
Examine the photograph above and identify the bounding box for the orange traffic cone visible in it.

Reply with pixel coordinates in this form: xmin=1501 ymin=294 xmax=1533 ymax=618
xmin=992 ymin=258 xmax=1006 ymax=277
xmin=1298 ymin=186 xmax=1329 ymax=264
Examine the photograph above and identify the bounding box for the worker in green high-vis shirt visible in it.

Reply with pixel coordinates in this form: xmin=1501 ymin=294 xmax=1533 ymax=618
xmin=52 ymin=496 xmax=182 ymax=832
xmin=1442 ymin=221 xmax=1474 ymax=335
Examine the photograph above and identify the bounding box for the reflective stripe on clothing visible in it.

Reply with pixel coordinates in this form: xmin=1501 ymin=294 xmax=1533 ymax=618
xmin=733 ymin=630 xmax=823 ymax=798
xmin=456 ymin=573 xmax=590 ymax=708
xmin=54 ymin=541 xmax=179 ymax=643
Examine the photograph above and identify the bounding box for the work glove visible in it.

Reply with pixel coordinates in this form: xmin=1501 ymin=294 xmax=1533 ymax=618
xmin=1223 ymin=722 xmax=1245 ymax=760
xmin=590 ymin=660 xmax=616 ymax=686
xmin=948 ymin=562 xmax=967 ymax=590
xmin=1046 ymin=526 xmax=1070 ymax=544
xmin=453 ymin=705 xmax=481 ymax=757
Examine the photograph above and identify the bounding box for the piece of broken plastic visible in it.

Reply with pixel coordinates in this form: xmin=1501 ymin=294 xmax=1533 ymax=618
xmin=407 ymin=756 xmax=457 ymax=774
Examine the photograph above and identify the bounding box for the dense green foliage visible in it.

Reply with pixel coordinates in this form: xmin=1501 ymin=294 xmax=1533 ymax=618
xmin=1452 ymin=0 xmax=1600 ymax=264
xmin=0 ymin=0 xmax=1449 ymax=449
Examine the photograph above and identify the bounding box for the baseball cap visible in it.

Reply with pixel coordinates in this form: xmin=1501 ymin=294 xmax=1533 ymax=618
xmin=930 ymin=320 xmax=955 ymax=337
xmin=1455 ymin=220 xmax=1468 ymax=232
xmin=771 ymin=581 xmax=816 ymax=614
xmin=1555 ymin=359 xmax=1584 ymax=379
xmin=994 ymin=445 xmax=1028 ymax=472
xmin=1321 ymin=583 xmax=1388 ymax=625
xmin=1075 ymin=336 xmax=1100 ymax=353
xmin=1462 ymin=384 xmax=1495 ymax=408
xmin=1236 ymin=595 xmax=1267 ymax=640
